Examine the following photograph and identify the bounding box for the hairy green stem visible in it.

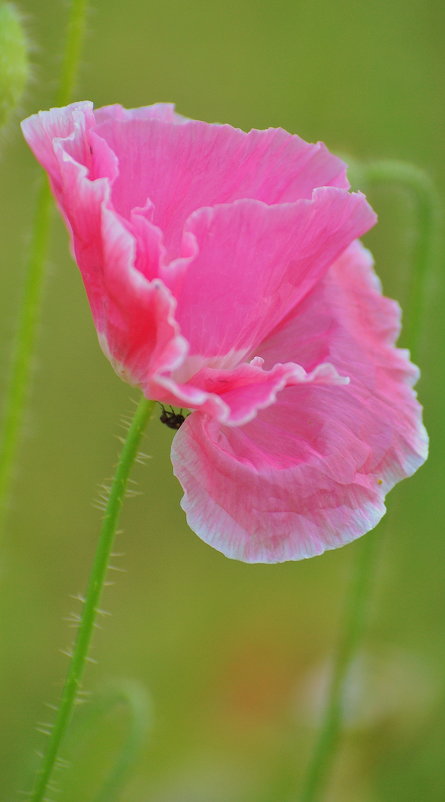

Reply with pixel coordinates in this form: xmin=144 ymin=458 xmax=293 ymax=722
xmin=0 ymin=0 xmax=91 ymax=535
xmin=29 ymin=396 xmax=155 ymax=802
xmin=298 ymin=161 xmax=440 ymax=802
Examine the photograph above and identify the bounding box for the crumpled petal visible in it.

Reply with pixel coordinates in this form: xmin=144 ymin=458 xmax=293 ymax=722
xmin=21 ymin=103 xmax=374 ymax=425
xmin=170 ymin=189 xmax=376 ymax=361
xmin=148 ymin=357 xmax=347 ymax=426
xmin=171 ymin=243 xmax=428 ymax=562
xmin=21 ymin=101 xmax=96 ymax=194
xmin=97 ymin=207 xmax=188 ymax=382
xmin=93 ymin=112 xmax=349 ymax=257
xmin=22 ymin=101 xmax=427 ymax=564
xmin=21 ymin=103 xmax=186 ymax=379
xmin=93 ymin=102 xmax=184 ymax=125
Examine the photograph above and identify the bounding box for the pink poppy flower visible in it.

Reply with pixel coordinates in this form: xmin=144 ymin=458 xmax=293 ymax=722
xmin=21 ymin=101 xmax=428 ymax=562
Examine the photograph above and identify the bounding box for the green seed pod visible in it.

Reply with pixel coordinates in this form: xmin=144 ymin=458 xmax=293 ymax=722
xmin=0 ymin=3 xmax=29 ymax=129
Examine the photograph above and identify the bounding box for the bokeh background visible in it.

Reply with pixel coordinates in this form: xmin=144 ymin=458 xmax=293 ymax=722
xmin=1 ymin=1 xmax=444 ymax=800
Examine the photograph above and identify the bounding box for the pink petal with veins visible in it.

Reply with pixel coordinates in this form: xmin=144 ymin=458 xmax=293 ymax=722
xmin=171 ymin=243 xmax=427 ymax=562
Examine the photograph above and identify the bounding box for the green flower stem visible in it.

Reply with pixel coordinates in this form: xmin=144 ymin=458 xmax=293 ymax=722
xmin=349 ymin=160 xmax=442 ymax=362
xmin=0 ymin=180 xmax=52 ymax=532
xmin=299 ymin=534 xmax=379 ymax=802
xmin=91 ymin=680 xmax=151 ymax=802
xmin=0 ymin=3 xmax=30 ymax=129
xmin=299 ymin=161 xmax=440 ymax=802
xmin=0 ymin=0 xmax=91 ymax=535
xmin=66 ymin=679 xmax=152 ymax=802
xmin=55 ymin=0 xmax=90 ymax=107
xmin=29 ymin=396 xmax=155 ymax=802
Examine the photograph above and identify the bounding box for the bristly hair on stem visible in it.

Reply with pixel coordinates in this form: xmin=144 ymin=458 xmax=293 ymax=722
xmin=27 ymin=396 xmax=155 ymax=802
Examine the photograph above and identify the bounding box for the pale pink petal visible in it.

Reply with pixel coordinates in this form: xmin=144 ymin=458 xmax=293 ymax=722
xmin=46 ymin=142 xmax=111 ymax=325
xmin=22 ymin=102 xmax=427 ymax=563
xmin=21 ymin=105 xmax=185 ymax=381
xmin=171 ymin=190 xmax=376 ymax=361
xmin=147 ymin=358 xmax=347 ymax=425
xmin=258 ymin=241 xmax=425 ymax=462
xmin=171 ymin=243 xmax=428 ymax=563
xmin=20 ymin=106 xmax=358 ymax=422
xmin=21 ymin=104 xmax=374 ymax=422
xmin=93 ymin=116 xmax=349 ymax=256
xmin=98 ymin=207 xmax=188 ymax=383
xmin=21 ymin=104 xmax=113 ymax=317
xmin=93 ymin=102 xmax=182 ymax=125
xmin=21 ymin=102 xmax=95 ymax=189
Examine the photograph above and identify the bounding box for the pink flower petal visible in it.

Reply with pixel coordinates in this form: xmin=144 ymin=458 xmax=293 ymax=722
xmin=21 ymin=104 xmax=186 ymax=382
xmin=93 ymin=115 xmax=349 ymax=257
xmin=98 ymin=207 xmax=188 ymax=383
xmin=171 ymin=243 xmax=428 ymax=563
xmin=22 ymin=102 xmax=427 ymax=563
xmin=21 ymin=103 xmax=374 ymax=423
xmin=93 ymin=102 xmax=182 ymax=125
xmin=21 ymin=102 xmax=95 ymax=191
xmin=148 ymin=357 xmax=347 ymax=426
xmin=171 ymin=190 xmax=376 ymax=360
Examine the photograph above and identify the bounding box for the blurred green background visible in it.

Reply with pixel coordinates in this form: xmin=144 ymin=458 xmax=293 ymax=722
xmin=0 ymin=1 xmax=444 ymax=800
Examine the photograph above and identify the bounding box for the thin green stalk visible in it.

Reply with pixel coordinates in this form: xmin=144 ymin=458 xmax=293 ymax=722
xmin=91 ymin=680 xmax=151 ymax=802
xmin=298 ymin=161 xmax=440 ymax=802
xmin=299 ymin=535 xmax=379 ymax=802
xmin=0 ymin=0 xmax=91 ymax=535
xmin=29 ymin=396 xmax=155 ymax=802
xmin=349 ymin=160 xmax=442 ymax=362
xmin=66 ymin=679 xmax=152 ymax=802
xmin=55 ymin=0 xmax=90 ymax=107
xmin=0 ymin=180 xmax=52 ymax=531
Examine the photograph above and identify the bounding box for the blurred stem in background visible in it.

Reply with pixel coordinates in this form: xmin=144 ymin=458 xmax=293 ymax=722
xmin=65 ymin=679 xmax=152 ymax=802
xmin=0 ymin=3 xmax=29 ymax=130
xmin=350 ymin=161 xmax=442 ymax=362
xmin=29 ymin=396 xmax=155 ymax=802
xmin=0 ymin=0 xmax=91 ymax=536
xmin=298 ymin=162 xmax=441 ymax=802
xmin=299 ymin=533 xmax=379 ymax=802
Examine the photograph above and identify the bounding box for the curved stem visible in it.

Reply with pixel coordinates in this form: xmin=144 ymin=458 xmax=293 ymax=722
xmin=0 ymin=0 xmax=91 ymax=536
xmin=92 ymin=680 xmax=151 ymax=802
xmin=349 ymin=160 xmax=442 ymax=362
xmin=298 ymin=160 xmax=441 ymax=802
xmin=29 ymin=396 xmax=155 ymax=802
xmin=66 ymin=678 xmax=152 ymax=802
